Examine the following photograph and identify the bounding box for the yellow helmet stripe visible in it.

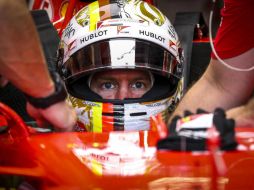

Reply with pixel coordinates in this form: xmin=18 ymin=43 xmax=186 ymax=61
xmin=89 ymin=1 xmax=100 ymax=31
xmin=92 ymin=102 xmax=103 ymax=132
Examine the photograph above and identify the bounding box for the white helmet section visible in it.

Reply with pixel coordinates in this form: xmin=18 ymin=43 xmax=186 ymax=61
xmin=60 ymin=1 xmax=181 ymax=64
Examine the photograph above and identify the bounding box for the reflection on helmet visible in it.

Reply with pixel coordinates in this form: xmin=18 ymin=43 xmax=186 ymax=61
xmin=57 ymin=0 xmax=184 ymax=132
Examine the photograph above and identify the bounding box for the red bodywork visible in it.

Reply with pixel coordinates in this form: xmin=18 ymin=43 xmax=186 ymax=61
xmin=1 ymin=103 xmax=254 ymax=190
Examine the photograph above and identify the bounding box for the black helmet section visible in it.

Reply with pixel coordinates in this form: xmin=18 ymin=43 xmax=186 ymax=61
xmin=66 ymin=71 xmax=178 ymax=104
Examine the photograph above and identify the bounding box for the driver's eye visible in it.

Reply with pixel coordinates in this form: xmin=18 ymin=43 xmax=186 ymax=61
xmin=131 ymin=82 xmax=145 ymax=89
xmin=102 ymin=82 xmax=115 ymax=89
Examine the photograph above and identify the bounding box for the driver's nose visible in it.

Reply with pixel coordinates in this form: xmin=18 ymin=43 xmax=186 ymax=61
xmin=115 ymin=85 xmax=129 ymax=100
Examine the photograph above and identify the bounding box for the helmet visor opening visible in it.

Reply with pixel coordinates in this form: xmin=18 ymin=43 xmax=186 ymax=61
xmin=61 ymin=38 xmax=181 ymax=81
xmin=67 ymin=73 xmax=178 ymax=104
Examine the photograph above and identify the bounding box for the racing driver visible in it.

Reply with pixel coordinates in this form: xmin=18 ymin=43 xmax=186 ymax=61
xmin=57 ymin=0 xmax=184 ymax=132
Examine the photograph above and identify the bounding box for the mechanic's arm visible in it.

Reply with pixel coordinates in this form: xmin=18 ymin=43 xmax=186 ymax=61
xmin=0 ymin=0 xmax=76 ymax=131
xmin=171 ymin=48 xmax=254 ymax=125
xmin=227 ymin=96 xmax=254 ymax=127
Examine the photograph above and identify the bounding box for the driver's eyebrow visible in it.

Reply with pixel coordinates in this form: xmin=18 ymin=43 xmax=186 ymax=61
xmin=96 ymin=76 xmax=150 ymax=82
xmin=130 ymin=76 xmax=151 ymax=81
xmin=93 ymin=76 xmax=117 ymax=81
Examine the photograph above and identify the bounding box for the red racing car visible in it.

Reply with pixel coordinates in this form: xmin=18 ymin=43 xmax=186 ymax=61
xmin=1 ymin=1 xmax=253 ymax=189
xmin=1 ymin=102 xmax=254 ymax=190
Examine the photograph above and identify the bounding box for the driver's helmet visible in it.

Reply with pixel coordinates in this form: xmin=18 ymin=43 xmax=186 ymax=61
xmin=57 ymin=0 xmax=184 ymax=132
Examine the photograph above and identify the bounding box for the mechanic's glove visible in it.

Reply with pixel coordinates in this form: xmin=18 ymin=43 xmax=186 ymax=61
xmin=157 ymin=108 xmax=238 ymax=151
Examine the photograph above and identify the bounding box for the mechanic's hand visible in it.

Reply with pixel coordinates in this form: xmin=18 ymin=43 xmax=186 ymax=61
xmin=26 ymin=101 xmax=77 ymax=132
xmin=157 ymin=108 xmax=238 ymax=151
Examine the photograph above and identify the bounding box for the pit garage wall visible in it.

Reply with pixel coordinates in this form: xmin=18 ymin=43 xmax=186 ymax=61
xmin=154 ymin=0 xmax=223 ymax=88
xmin=154 ymin=0 xmax=223 ymax=36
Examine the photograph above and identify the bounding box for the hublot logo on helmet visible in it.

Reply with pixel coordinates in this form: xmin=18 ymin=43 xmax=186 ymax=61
xmin=80 ymin=30 xmax=108 ymax=43
xmin=139 ymin=30 xmax=165 ymax=43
